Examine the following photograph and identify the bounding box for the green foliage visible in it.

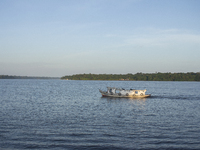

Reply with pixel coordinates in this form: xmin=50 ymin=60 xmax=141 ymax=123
xmin=61 ymin=72 xmax=200 ymax=81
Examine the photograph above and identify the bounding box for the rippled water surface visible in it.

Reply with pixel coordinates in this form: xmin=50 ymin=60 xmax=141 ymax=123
xmin=0 ymin=80 xmax=200 ymax=150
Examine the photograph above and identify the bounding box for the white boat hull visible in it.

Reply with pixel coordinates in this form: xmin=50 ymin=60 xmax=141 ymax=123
xmin=99 ymin=88 xmax=151 ymax=98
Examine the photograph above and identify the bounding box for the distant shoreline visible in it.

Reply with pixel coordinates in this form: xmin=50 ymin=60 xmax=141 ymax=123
xmin=61 ymin=72 xmax=200 ymax=81
xmin=0 ymin=75 xmax=60 ymax=79
xmin=1 ymin=72 xmax=200 ymax=81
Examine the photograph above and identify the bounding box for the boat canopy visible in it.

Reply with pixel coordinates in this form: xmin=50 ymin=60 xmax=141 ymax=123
xmin=107 ymin=87 xmax=146 ymax=92
xmin=107 ymin=87 xmax=122 ymax=91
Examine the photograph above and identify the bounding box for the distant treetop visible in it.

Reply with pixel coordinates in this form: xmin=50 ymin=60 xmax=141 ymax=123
xmin=0 ymin=75 xmax=59 ymax=79
xmin=61 ymin=72 xmax=200 ymax=81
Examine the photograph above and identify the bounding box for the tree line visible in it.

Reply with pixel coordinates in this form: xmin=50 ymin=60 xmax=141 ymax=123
xmin=61 ymin=72 xmax=200 ymax=81
xmin=0 ymin=75 xmax=59 ymax=79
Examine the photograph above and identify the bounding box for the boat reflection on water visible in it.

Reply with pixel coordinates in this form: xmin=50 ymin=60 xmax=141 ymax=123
xmin=100 ymin=96 xmax=147 ymax=114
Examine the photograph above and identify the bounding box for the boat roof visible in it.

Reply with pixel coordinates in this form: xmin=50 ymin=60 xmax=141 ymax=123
xmin=107 ymin=87 xmax=122 ymax=90
xmin=107 ymin=87 xmax=146 ymax=92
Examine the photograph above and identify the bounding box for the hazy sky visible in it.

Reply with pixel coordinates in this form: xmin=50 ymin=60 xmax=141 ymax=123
xmin=1 ymin=0 xmax=200 ymax=77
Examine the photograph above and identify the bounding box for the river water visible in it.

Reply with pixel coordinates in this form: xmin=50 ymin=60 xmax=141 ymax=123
xmin=0 ymin=79 xmax=200 ymax=150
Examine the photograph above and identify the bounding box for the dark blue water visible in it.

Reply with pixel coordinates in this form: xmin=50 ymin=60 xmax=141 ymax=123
xmin=0 ymin=80 xmax=200 ymax=150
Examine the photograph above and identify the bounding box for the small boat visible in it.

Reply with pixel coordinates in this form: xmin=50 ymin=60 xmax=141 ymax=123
xmin=99 ymin=87 xmax=151 ymax=98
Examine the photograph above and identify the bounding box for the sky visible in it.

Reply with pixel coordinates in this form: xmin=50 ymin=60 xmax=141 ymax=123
xmin=0 ymin=0 xmax=200 ymax=77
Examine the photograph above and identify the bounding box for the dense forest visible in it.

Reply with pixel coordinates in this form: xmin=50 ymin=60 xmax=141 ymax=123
xmin=0 ymin=75 xmax=59 ymax=79
xmin=61 ymin=72 xmax=200 ymax=81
